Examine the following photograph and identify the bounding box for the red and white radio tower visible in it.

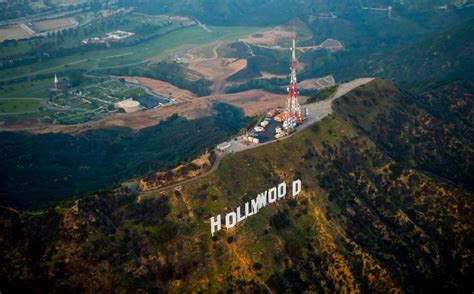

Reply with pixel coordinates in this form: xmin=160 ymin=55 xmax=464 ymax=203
xmin=283 ymin=38 xmax=303 ymax=131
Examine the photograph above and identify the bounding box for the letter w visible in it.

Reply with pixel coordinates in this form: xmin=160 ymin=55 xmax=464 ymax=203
xmin=256 ymin=191 xmax=267 ymax=210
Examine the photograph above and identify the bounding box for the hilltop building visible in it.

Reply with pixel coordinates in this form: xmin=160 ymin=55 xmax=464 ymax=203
xmin=82 ymin=30 xmax=135 ymax=44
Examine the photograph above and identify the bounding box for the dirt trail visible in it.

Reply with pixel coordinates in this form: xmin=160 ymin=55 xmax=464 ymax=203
xmin=211 ymin=42 xmax=220 ymax=59
xmin=243 ymin=41 xmax=255 ymax=56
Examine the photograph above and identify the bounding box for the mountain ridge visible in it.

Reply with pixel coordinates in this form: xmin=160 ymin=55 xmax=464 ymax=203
xmin=1 ymin=78 xmax=472 ymax=292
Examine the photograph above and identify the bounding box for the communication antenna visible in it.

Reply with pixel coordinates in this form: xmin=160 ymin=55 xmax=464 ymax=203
xmin=284 ymin=36 xmax=301 ymax=132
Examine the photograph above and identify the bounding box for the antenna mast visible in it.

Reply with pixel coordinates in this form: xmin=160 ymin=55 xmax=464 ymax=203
xmin=284 ymin=37 xmax=302 ymax=132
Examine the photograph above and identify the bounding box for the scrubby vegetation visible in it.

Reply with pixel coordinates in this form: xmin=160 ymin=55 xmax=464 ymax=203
xmin=334 ymin=79 xmax=473 ymax=191
xmin=217 ymin=41 xmax=252 ymax=59
xmin=227 ymin=55 xmax=289 ymax=82
xmin=305 ymin=85 xmax=337 ymax=104
xmin=226 ymin=77 xmax=287 ymax=94
xmin=0 ymin=102 xmax=248 ymax=209
xmin=1 ymin=79 xmax=472 ymax=292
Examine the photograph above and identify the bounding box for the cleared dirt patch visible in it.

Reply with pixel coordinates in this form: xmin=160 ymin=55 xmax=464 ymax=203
xmin=181 ymin=42 xmax=248 ymax=94
xmin=0 ymin=25 xmax=33 ymax=42
xmin=188 ymin=58 xmax=247 ymax=81
xmin=209 ymin=89 xmax=296 ymax=117
xmin=239 ymin=27 xmax=293 ymax=46
xmin=259 ymin=72 xmax=288 ymax=79
xmin=126 ymin=77 xmax=197 ymax=103
xmin=33 ymin=18 xmax=78 ymax=32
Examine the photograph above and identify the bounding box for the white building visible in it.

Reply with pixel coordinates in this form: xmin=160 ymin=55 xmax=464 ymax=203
xmin=115 ymin=99 xmax=141 ymax=113
xmin=217 ymin=142 xmax=231 ymax=151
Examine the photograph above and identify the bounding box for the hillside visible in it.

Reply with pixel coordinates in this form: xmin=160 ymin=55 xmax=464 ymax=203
xmin=0 ymin=102 xmax=249 ymax=210
xmin=0 ymin=79 xmax=472 ymax=292
xmin=369 ymin=19 xmax=474 ymax=81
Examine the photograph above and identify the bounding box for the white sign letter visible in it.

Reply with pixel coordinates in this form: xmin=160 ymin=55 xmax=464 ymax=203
xmin=292 ymin=179 xmax=302 ymax=198
xmin=257 ymin=191 xmax=268 ymax=209
xmin=245 ymin=201 xmax=255 ymax=217
xmin=210 ymin=215 xmax=221 ymax=235
xmin=225 ymin=211 xmax=237 ymax=228
xmin=251 ymin=198 xmax=259 ymax=214
xmin=277 ymin=182 xmax=286 ymax=199
xmin=236 ymin=206 xmax=246 ymax=223
xmin=268 ymin=186 xmax=277 ymax=203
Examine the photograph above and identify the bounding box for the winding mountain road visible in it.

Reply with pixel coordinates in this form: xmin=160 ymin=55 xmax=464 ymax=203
xmin=136 ymin=77 xmax=374 ymax=197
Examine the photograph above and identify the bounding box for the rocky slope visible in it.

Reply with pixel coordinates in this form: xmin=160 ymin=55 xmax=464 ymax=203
xmin=0 ymin=79 xmax=472 ymax=292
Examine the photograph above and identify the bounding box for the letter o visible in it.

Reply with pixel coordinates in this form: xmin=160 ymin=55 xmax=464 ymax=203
xmin=268 ymin=187 xmax=277 ymax=203
xmin=278 ymin=182 xmax=286 ymax=199
xmin=225 ymin=211 xmax=237 ymax=228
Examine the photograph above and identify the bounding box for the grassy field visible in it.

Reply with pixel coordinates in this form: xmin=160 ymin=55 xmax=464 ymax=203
xmin=55 ymin=111 xmax=96 ymax=125
xmin=0 ymin=98 xmax=42 ymax=114
xmin=116 ymin=87 xmax=147 ymax=99
xmin=0 ymin=25 xmax=264 ymax=82
xmin=189 ymin=43 xmax=218 ymax=58
xmin=0 ymin=78 xmax=52 ymax=98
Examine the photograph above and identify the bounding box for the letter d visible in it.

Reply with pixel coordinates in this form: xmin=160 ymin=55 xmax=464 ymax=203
xmin=292 ymin=179 xmax=302 ymax=198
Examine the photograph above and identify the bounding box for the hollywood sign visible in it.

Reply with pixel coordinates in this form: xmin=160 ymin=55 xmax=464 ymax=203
xmin=210 ymin=179 xmax=302 ymax=235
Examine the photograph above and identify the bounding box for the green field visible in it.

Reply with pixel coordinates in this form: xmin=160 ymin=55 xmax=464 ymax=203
xmin=0 ymin=77 xmax=160 ymax=123
xmin=0 ymin=25 xmax=264 ymax=82
xmin=0 ymin=98 xmax=42 ymax=114
xmin=116 ymin=87 xmax=147 ymax=98
xmin=0 ymin=78 xmax=52 ymax=98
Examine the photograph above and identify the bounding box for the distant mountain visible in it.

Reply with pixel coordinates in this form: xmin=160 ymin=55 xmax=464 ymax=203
xmin=1 ymin=79 xmax=472 ymax=292
xmin=369 ymin=19 xmax=474 ymax=81
xmin=302 ymin=18 xmax=474 ymax=82
xmin=118 ymin=0 xmax=299 ymax=25
xmin=117 ymin=0 xmax=471 ymax=26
